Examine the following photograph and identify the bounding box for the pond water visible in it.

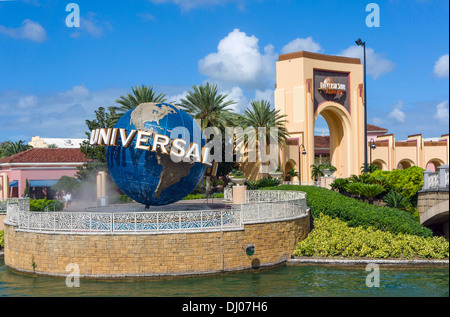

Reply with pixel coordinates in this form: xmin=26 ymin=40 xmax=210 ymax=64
xmin=0 ymin=258 xmax=448 ymax=297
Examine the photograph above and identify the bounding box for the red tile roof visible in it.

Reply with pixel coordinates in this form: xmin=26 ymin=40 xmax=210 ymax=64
xmin=0 ymin=148 xmax=90 ymax=164
xmin=314 ymin=136 xmax=330 ymax=148
xmin=367 ymin=124 xmax=388 ymax=132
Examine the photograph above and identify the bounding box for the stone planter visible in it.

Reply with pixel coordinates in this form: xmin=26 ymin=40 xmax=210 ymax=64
xmin=322 ymin=169 xmax=336 ymax=178
xmin=230 ymin=177 xmax=247 ymax=186
xmin=269 ymin=172 xmax=283 ymax=179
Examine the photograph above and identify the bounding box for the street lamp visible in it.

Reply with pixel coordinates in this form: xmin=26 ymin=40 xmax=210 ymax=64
xmin=356 ymin=38 xmax=368 ymax=173
xmin=299 ymin=144 xmax=307 ymax=184
xmin=369 ymin=138 xmax=376 ymax=172
xmin=300 ymin=144 xmax=307 ymax=156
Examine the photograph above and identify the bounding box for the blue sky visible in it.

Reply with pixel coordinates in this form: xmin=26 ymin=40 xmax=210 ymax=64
xmin=0 ymin=0 xmax=448 ymax=142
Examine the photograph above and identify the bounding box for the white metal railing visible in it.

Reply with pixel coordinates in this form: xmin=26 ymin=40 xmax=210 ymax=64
xmin=4 ymin=190 xmax=308 ymax=234
xmin=422 ymin=165 xmax=449 ymax=190
xmin=223 ymin=187 xmax=233 ymax=202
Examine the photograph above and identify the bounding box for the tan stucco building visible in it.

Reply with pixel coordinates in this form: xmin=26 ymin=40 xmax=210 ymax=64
xmin=241 ymin=51 xmax=449 ymax=182
xmin=275 ymin=51 xmax=365 ymax=182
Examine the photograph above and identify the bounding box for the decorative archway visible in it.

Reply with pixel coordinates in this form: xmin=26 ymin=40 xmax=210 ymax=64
xmin=396 ymin=158 xmax=415 ymax=170
xmin=314 ymin=102 xmax=353 ymax=179
xmin=284 ymin=159 xmax=298 ymax=181
xmin=426 ymin=158 xmax=445 ymax=172
xmin=372 ymin=159 xmax=387 ymax=171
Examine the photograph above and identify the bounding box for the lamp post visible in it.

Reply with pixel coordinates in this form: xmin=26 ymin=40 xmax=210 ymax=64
xmin=299 ymin=144 xmax=307 ymax=184
xmin=369 ymin=138 xmax=376 ymax=172
xmin=356 ymin=38 xmax=368 ymax=173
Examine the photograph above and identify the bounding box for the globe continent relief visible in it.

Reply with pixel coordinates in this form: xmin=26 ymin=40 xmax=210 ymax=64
xmin=106 ymin=102 xmax=206 ymax=207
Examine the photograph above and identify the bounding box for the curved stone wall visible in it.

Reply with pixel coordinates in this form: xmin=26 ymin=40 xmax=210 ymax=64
xmin=4 ymin=215 xmax=309 ymax=278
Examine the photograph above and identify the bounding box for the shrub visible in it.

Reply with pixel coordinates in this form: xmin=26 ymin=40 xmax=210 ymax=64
xmin=357 ymin=183 xmax=386 ymax=204
xmin=330 ymin=178 xmax=349 ymax=194
xmin=383 ymin=190 xmax=409 ymax=211
xmin=0 ymin=230 xmax=4 ymax=249
xmin=370 ymin=166 xmax=424 ymax=207
xmin=293 ymin=215 xmax=448 ymax=259
xmin=246 ymin=177 xmax=281 ymax=190
xmin=263 ymin=185 xmax=433 ymax=237
xmin=30 ymin=198 xmax=64 ymax=211
xmin=182 ymin=193 xmax=224 ymax=200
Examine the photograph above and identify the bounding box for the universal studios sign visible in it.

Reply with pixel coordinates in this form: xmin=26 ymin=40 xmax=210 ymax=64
xmin=318 ymin=77 xmax=346 ymax=95
xmin=90 ymin=124 xmax=281 ymax=172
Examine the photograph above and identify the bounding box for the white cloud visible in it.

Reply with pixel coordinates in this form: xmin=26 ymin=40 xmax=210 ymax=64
xmin=339 ymin=45 xmax=395 ymax=79
xmin=281 ymin=37 xmax=322 ymax=54
xmin=0 ymin=85 xmax=128 ymax=140
xmin=17 ymin=95 xmax=38 ymax=109
xmin=70 ymin=13 xmax=111 ymax=38
xmin=434 ymin=100 xmax=449 ymax=124
xmin=149 ymin=0 xmax=244 ymax=10
xmin=372 ymin=117 xmax=385 ymax=126
xmin=388 ymin=101 xmax=405 ymax=123
xmin=254 ymin=89 xmax=274 ymax=107
xmin=222 ymin=86 xmax=248 ymax=113
xmin=199 ymin=29 xmax=277 ymax=90
xmin=167 ymin=91 xmax=188 ymax=104
xmin=0 ymin=19 xmax=47 ymax=42
xmin=433 ymin=54 xmax=449 ymax=78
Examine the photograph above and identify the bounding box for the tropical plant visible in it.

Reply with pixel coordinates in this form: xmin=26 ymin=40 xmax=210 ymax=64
xmin=179 ymin=83 xmax=237 ymax=193
xmin=230 ymin=169 xmax=245 ymax=178
xmin=310 ymin=164 xmax=324 ymax=180
xmin=383 ymin=190 xmax=409 ymax=211
xmin=357 ymin=183 xmax=386 ymax=204
xmin=179 ymin=83 xmax=236 ymax=131
xmin=294 ymin=215 xmax=448 ymax=259
xmin=110 ymin=85 xmax=167 ymax=124
xmin=240 ymin=100 xmax=289 ymax=147
xmin=0 ymin=230 xmax=4 ymax=249
xmin=370 ymin=167 xmax=424 ymax=207
xmin=345 ymin=182 xmax=363 ymax=198
xmin=77 ymin=107 xmax=117 ymax=181
xmin=286 ymin=167 xmax=299 ymax=180
xmin=361 ymin=163 xmax=380 ymax=173
xmin=262 ymin=185 xmax=432 ymax=237
xmin=29 ymin=198 xmax=64 ymax=211
xmin=51 ymin=176 xmax=81 ymax=194
xmin=330 ymin=178 xmax=350 ymax=194
xmin=0 ymin=140 xmax=32 ymax=158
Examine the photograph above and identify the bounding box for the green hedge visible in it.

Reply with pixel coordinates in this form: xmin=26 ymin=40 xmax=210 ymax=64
xmin=0 ymin=230 xmax=4 ymax=249
xmin=182 ymin=193 xmax=224 ymax=200
xmin=30 ymin=198 xmax=64 ymax=211
xmin=294 ymin=215 xmax=448 ymax=259
xmin=263 ymin=185 xmax=433 ymax=238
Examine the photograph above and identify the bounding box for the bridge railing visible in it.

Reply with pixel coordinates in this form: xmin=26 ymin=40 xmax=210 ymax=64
xmin=422 ymin=165 xmax=449 ymax=190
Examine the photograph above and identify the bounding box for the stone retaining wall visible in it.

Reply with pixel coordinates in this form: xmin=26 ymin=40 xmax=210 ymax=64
xmin=4 ymin=215 xmax=310 ymax=278
xmin=417 ymin=190 xmax=449 ymax=216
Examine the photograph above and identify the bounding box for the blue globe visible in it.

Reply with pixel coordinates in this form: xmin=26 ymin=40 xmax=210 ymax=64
xmin=106 ymin=102 xmax=206 ymax=207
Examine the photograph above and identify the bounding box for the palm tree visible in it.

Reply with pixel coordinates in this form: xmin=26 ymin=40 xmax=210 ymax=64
xmin=240 ymin=100 xmax=289 ymax=177
xmin=0 ymin=140 xmax=32 ymax=158
xmin=179 ymin=83 xmax=236 ymax=130
xmin=240 ymin=100 xmax=289 ymax=146
xmin=110 ymin=85 xmax=167 ymax=124
xmin=310 ymin=164 xmax=324 ymax=180
xmin=179 ymin=83 xmax=237 ymax=194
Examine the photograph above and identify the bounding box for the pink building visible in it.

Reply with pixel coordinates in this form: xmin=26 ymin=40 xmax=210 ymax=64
xmin=0 ymin=148 xmax=89 ymax=199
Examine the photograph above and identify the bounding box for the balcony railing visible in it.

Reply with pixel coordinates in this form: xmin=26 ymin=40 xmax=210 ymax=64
xmin=422 ymin=165 xmax=449 ymax=190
